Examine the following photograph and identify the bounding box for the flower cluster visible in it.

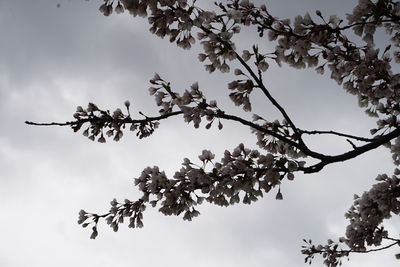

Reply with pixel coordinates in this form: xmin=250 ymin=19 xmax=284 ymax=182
xmin=252 ymin=116 xmax=306 ymax=159
xmin=302 ymin=170 xmax=400 ymax=266
xmin=80 ymin=143 xmax=305 ymax=236
xmin=149 ymin=74 xmax=224 ymax=129
xmin=78 ymin=199 xmax=146 ymax=239
xmin=197 ymin=22 xmax=239 ymax=73
xmin=301 ymin=239 xmax=349 ymax=267
xmin=77 ymin=209 xmax=98 ymax=239
xmin=347 ymin=0 xmax=400 ymax=46
xmin=148 ymin=73 xmax=178 ymax=115
xmin=101 ymin=0 xmax=225 ymax=51
xmin=71 ymin=100 xmax=160 ymax=141
xmin=227 ymin=74 xmax=254 ymax=112
xmin=344 ymin=172 xmax=400 ymax=250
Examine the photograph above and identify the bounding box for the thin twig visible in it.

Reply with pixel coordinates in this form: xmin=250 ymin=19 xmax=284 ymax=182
xmin=299 ymin=129 xmax=374 ymax=142
xmin=25 ymin=120 xmax=88 ymax=126
xmin=345 ymin=241 xmax=399 ymax=254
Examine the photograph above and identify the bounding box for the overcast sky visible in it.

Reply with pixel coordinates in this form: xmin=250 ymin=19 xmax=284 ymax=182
xmin=1 ymin=0 xmax=399 ymax=266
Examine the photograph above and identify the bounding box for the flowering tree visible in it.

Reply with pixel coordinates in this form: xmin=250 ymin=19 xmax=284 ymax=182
xmin=26 ymin=0 xmax=400 ymax=266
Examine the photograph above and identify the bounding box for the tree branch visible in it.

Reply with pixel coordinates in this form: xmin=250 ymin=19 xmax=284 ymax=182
xmin=199 ymin=25 xmax=304 ymax=144
xmin=299 ymin=129 xmax=375 ymax=142
xmin=353 ymin=241 xmax=399 ymax=254
xmin=25 ymin=111 xmax=183 ymax=127
xmin=234 ymin=50 xmax=304 ymax=140
xmin=301 ymin=128 xmax=400 ymax=173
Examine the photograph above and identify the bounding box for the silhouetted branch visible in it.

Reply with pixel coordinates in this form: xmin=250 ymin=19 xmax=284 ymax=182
xmin=25 ymin=111 xmax=183 ymax=127
xmin=299 ymin=129 xmax=375 ymax=142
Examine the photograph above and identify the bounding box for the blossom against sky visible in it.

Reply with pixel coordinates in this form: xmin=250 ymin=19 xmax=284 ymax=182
xmin=0 ymin=0 xmax=399 ymax=266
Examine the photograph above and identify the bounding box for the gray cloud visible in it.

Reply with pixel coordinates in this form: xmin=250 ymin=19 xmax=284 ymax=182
xmin=1 ymin=0 xmax=399 ymax=266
